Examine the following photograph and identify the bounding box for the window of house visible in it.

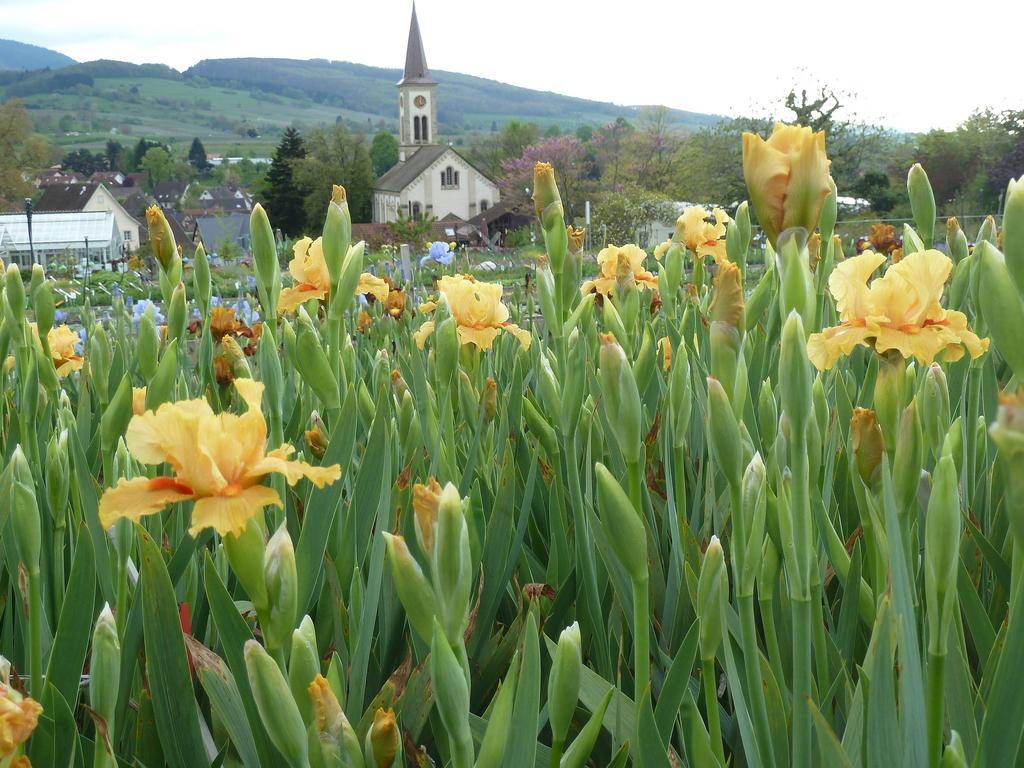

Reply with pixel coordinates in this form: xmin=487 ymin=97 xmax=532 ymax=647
xmin=480 ymin=199 xmax=489 ymax=211
xmin=124 ymin=230 xmax=133 ymax=241
xmin=412 ymin=202 xmax=421 ymax=220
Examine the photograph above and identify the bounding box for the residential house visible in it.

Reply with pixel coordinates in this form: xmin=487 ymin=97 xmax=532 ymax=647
xmin=193 ymin=214 xmax=251 ymax=260
xmin=89 ymin=171 xmax=127 ymax=187
xmin=0 ymin=210 xmax=123 ymax=269
xmin=190 ymin=186 xmax=254 ymax=215
xmin=37 ymin=168 xmax=81 ymax=187
xmin=34 ymin=183 xmax=142 ymax=253
xmin=154 ymin=180 xmax=189 ymax=210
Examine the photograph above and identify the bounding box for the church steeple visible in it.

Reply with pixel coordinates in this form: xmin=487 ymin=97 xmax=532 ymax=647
xmin=399 ymin=3 xmax=436 ymax=86
xmin=397 ymin=3 xmax=438 ymax=161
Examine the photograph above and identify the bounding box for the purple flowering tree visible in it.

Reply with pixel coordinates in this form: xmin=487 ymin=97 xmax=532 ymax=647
xmin=500 ymin=135 xmax=591 ymax=221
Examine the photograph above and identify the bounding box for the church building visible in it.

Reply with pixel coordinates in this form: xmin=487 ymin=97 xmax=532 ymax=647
xmin=372 ymin=5 xmax=500 ymax=224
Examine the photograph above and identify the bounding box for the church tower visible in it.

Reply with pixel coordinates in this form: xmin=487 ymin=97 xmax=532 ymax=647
xmin=397 ymin=3 xmax=438 ymax=163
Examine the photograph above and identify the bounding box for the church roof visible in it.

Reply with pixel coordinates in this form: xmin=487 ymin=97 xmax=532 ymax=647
xmin=398 ymin=4 xmax=436 ymax=86
xmin=374 ymin=145 xmax=449 ymax=192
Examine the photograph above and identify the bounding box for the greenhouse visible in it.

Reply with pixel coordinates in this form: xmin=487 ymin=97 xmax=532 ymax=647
xmin=0 ymin=210 xmax=124 ymax=270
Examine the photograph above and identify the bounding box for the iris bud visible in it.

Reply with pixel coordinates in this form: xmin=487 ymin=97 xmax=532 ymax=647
xmin=595 ymin=462 xmax=648 ymax=582
xmin=599 ymin=333 xmax=642 ymax=465
xmin=696 ymin=536 xmax=726 ymax=661
xmin=263 ymin=524 xmax=298 ymax=656
xmin=365 ymin=707 xmax=400 ymax=768
xmin=289 ymin=616 xmax=320 ymax=726
xmin=245 ymin=640 xmax=308 ymax=767
xmin=548 ymin=622 xmax=582 ymax=752
xmin=383 ymin=533 xmax=437 ymax=644
xmin=1003 ymin=177 xmax=1024 ymax=293
xmin=90 ymin=604 xmax=121 ymax=761
xmin=192 ymin=243 xmax=211 ymax=317
xmin=322 ymin=185 xmax=352 ymax=292
xmin=977 ymin=242 xmax=1024 ymax=381
xmin=250 ymin=204 xmax=280 ymax=317
xmin=907 ymin=164 xmax=936 ymax=247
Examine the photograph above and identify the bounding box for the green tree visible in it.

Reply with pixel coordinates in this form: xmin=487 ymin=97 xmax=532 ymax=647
xmin=188 ymin=137 xmax=211 ymax=172
xmin=260 ymin=127 xmax=307 ymax=237
xmin=501 ymin=121 xmax=540 ymax=159
xmin=294 ymin=123 xmax=375 ymax=227
xmin=62 ymin=148 xmax=108 ymax=175
xmin=105 ymin=139 xmax=125 ymax=171
xmin=591 ymin=184 xmax=675 ymax=246
xmin=0 ymin=99 xmax=52 ymax=211
xmin=370 ymin=131 xmax=399 ymax=177
xmin=852 ymin=171 xmax=899 ymax=214
xmin=130 ymin=138 xmax=166 ymax=171
xmin=673 ymin=117 xmax=772 ymax=206
xmin=140 ymin=146 xmax=174 ymax=191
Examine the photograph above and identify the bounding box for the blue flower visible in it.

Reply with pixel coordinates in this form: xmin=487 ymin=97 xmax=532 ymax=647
xmin=424 ymin=240 xmax=454 ymax=266
xmin=132 ymin=299 xmax=165 ymax=326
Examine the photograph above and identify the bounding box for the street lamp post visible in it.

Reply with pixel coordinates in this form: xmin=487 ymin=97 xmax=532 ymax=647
xmin=84 ymin=236 xmax=91 ymax=299
xmin=24 ymin=198 xmax=35 ymax=267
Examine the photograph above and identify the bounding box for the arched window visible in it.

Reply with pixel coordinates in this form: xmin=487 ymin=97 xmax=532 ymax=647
xmin=480 ymin=199 xmax=489 ymax=211
xmin=422 ymin=117 xmax=429 ymax=142
xmin=413 ymin=116 xmax=421 ymax=142
xmin=442 ymin=167 xmax=460 ymax=189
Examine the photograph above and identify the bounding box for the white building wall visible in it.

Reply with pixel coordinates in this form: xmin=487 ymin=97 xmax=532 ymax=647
xmin=84 ymin=185 xmax=141 ymax=252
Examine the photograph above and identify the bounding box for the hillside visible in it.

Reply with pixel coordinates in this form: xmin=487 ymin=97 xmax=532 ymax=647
xmin=0 ymin=39 xmax=76 ymax=71
xmin=186 ymin=58 xmax=721 ymax=132
xmin=1 ymin=55 xmax=722 ymax=152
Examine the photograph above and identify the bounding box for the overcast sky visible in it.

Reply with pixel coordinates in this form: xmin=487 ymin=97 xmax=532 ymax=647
xmin=3 ymin=0 xmax=1021 ymax=132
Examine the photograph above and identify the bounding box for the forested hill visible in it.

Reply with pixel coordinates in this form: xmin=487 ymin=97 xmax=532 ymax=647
xmin=186 ymin=57 xmax=721 ymax=132
xmin=0 ymin=39 xmax=76 ymax=71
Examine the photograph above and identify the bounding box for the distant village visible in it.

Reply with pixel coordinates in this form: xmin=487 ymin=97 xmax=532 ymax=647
xmin=0 ymin=164 xmax=260 ymax=271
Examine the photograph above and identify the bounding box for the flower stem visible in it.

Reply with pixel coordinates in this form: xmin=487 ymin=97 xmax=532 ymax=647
xmin=791 ymin=596 xmax=813 ymax=768
xmin=739 ymin=594 xmax=776 ymax=768
xmin=28 ymin=570 xmax=43 ymax=697
xmin=702 ymin=658 xmax=726 ymax=767
xmin=927 ymin=650 xmax=946 ymax=767
xmin=632 ymin=575 xmax=650 ymax=708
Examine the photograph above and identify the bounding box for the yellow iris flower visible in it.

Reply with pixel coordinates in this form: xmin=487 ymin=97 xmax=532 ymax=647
xmin=742 ymin=123 xmax=832 ymax=247
xmin=279 ymin=237 xmax=332 ymax=314
xmin=98 ymin=378 xmax=341 ymax=537
xmin=0 ymin=684 xmax=41 ymax=758
xmin=806 ymin=249 xmax=989 ymax=370
xmin=33 ymin=324 xmax=85 ymax=377
xmin=580 ymin=244 xmax=658 ymax=297
xmin=357 ymin=273 xmax=390 ymax=303
xmin=414 ymin=274 xmax=531 ymax=351
xmin=674 ymin=207 xmax=729 ymax=263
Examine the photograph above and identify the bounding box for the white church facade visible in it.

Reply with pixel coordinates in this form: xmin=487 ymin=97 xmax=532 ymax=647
xmin=372 ymin=6 xmax=500 ymax=224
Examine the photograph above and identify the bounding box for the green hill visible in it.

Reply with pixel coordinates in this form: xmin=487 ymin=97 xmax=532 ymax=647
xmin=0 ymin=39 xmax=76 ymax=71
xmin=1 ymin=55 xmax=722 ymax=153
xmin=186 ymin=57 xmax=721 ymax=132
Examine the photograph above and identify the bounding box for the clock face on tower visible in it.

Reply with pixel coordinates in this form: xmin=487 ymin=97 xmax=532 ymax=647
xmin=414 ymin=95 xmax=426 ymax=108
